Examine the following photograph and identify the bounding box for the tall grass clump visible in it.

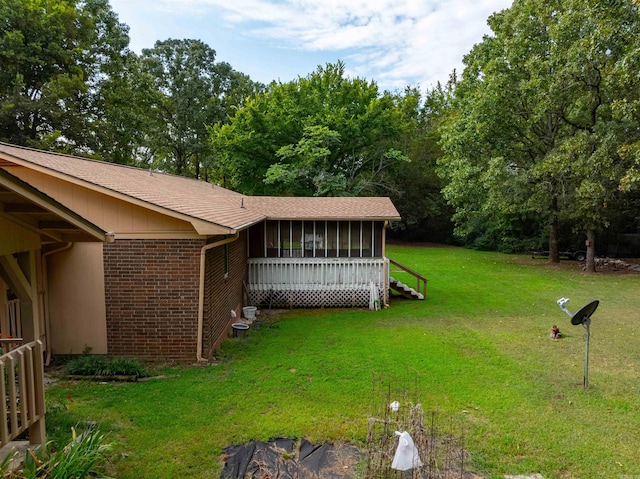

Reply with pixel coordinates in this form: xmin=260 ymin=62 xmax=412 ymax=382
xmin=0 ymin=427 xmax=111 ymax=478
xmin=64 ymin=355 xmax=147 ymax=378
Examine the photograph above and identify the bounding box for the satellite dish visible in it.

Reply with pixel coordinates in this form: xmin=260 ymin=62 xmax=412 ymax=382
xmin=556 ymin=298 xmax=600 ymax=388
xmin=571 ymin=300 xmax=599 ymax=326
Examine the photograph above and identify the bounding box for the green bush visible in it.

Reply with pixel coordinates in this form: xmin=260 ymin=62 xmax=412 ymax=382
xmin=64 ymin=355 xmax=147 ymax=378
xmin=0 ymin=427 xmax=111 ymax=478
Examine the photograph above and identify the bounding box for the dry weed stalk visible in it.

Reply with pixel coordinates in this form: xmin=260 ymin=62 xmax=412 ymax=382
xmin=364 ymin=374 xmax=468 ymax=479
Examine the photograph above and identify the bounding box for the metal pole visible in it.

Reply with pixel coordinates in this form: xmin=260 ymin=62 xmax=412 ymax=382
xmin=584 ymin=320 xmax=590 ymax=388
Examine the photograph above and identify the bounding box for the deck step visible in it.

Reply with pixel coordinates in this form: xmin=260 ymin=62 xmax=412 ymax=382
xmin=389 ymin=276 xmax=424 ymax=300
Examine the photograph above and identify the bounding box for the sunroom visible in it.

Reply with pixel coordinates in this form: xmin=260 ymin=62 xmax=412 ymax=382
xmin=244 ymin=196 xmax=400 ymax=308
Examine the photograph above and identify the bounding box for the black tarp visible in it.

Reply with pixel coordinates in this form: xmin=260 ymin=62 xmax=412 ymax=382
xmin=221 ymin=438 xmax=361 ymax=479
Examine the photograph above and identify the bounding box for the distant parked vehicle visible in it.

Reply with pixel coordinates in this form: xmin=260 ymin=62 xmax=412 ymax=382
xmin=530 ymin=250 xmax=587 ymax=261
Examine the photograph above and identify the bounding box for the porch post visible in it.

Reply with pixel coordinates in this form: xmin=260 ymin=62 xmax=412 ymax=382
xmin=0 ymin=251 xmax=41 ymax=342
xmin=28 ymin=340 xmax=46 ymax=444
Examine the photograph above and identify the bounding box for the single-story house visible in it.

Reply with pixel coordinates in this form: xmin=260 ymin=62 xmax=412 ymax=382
xmin=0 ymin=142 xmax=405 ymax=363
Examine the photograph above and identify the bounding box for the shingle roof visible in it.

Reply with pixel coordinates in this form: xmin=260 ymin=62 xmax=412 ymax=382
xmin=244 ymin=196 xmax=400 ymax=220
xmin=0 ymin=142 xmax=400 ymax=231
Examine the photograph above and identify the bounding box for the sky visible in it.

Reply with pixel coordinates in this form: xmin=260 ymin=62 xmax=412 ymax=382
xmin=108 ymin=0 xmax=514 ymax=92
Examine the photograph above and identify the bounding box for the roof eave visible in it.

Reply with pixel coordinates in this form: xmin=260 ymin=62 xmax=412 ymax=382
xmin=0 ymin=152 xmax=242 ymax=235
xmin=0 ymin=169 xmax=107 ymax=243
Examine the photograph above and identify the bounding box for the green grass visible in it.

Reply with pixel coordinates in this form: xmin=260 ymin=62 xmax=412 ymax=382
xmin=45 ymin=245 xmax=640 ymax=478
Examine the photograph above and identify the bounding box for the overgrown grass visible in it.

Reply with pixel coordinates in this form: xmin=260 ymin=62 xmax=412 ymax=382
xmin=45 ymin=245 xmax=640 ymax=478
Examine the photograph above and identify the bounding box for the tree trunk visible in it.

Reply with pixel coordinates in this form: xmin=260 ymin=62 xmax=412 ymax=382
xmin=585 ymin=229 xmax=596 ymax=273
xmin=549 ymin=197 xmax=560 ymax=263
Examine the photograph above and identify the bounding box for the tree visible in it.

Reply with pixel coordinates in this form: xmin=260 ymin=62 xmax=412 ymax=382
xmin=136 ymin=39 xmax=260 ymax=178
xmin=0 ymin=0 xmax=130 ymax=151
xmin=439 ymin=0 xmax=640 ymax=271
xmin=387 ymin=84 xmax=455 ymax=243
xmin=211 ymin=62 xmax=411 ymax=197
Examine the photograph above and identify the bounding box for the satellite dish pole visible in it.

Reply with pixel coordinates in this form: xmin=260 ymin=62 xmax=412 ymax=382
xmin=557 ymin=298 xmax=599 ymax=388
xmin=582 ymin=316 xmax=591 ymax=388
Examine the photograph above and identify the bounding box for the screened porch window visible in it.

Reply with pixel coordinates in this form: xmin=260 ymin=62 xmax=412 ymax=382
xmin=250 ymin=220 xmax=383 ymax=259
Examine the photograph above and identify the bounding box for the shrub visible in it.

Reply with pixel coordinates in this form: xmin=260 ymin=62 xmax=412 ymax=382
xmin=64 ymin=355 xmax=148 ymax=378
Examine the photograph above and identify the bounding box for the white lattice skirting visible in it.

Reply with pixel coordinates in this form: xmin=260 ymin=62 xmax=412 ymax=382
xmin=248 ymin=288 xmax=385 ymax=308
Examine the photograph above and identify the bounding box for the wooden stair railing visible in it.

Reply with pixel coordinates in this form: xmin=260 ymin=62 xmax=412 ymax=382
xmin=0 ymin=340 xmax=46 ymax=448
xmin=388 ymin=258 xmax=428 ymax=299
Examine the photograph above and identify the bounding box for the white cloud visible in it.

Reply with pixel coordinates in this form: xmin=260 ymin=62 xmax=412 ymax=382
xmin=117 ymin=0 xmax=513 ymax=90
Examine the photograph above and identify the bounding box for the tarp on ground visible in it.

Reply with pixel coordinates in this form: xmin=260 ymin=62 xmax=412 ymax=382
xmin=221 ymin=438 xmax=361 ymax=479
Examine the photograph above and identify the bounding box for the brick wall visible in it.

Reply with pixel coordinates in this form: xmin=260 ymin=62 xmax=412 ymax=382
xmin=103 ymin=239 xmax=204 ymax=361
xmin=202 ymin=232 xmax=248 ymax=358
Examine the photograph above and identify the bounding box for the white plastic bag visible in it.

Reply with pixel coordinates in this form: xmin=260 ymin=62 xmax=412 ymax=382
xmin=391 ymin=431 xmax=423 ymax=471
xmin=389 ymin=401 xmax=400 ymax=412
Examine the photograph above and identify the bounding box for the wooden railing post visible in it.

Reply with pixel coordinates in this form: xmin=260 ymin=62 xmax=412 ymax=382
xmin=28 ymin=341 xmax=46 ymax=445
xmin=0 ymin=341 xmax=46 ymax=448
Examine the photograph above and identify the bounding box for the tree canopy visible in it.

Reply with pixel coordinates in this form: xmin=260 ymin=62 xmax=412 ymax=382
xmin=0 ymin=0 xmax=130 ymax=150
xmin=211 ymin=62 xmax=415 ymax=197
xmin=438 ymin=0 xmax=640 ymax=269
xmin=133 ymin=39 xmax=261 ymax=178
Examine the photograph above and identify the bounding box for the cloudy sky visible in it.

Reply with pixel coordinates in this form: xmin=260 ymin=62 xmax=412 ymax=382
xmin=109 ymin=0 xmax=513 ymax=92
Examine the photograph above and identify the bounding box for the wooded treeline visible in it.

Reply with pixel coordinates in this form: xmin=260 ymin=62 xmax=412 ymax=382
xmin=2 ymin=0 xmax=639 ymax=269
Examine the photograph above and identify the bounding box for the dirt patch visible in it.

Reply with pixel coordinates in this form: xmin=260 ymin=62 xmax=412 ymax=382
xmin=590 ymin=257 xmax=640 ymax=274
xmin=520 ymin=255 xmax=640 ymax=275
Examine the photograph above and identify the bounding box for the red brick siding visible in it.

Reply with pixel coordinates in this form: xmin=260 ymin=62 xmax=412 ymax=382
xmin=202 ymin=231 xmax=248 ymax=358
xmin=103 ymin=239 xmax=204 ymax=361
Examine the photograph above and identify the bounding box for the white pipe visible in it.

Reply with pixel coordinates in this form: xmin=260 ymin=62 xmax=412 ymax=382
xmin=196 ymin=232 xmax=239 ymax=362
xmin=382 ymin=221 xmax=389 ymax=307
xmin=42 ymin=243 xmax=73 ymax=366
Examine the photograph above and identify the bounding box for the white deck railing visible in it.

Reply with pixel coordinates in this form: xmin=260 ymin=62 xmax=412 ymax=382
xmin=248 ymin=257 xmax=387 ymax=291
xmin=247 ymin=258 xmax=388 ymax=308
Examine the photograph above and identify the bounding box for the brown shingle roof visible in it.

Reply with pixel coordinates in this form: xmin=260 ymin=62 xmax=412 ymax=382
xmin=0 ymin=142 xmax=400 ymax=231
xmin=0 ymin=142 xmax=262 ymax=230
xmin=244 ymin=196 xmax=400 ymax=220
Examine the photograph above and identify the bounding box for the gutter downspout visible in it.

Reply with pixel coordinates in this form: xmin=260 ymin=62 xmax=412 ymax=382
xmin=197 ymin=232 xmax=239 ymax=363
xmin=382 ymin=221 xmax=389 ymax=307
xmin=42 ymin=243 xmax=73 ymax=366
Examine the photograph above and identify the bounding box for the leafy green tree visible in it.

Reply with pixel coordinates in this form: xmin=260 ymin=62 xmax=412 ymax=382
xmin=212 ymin=62 xmax=411 ymax=197
xmin=439 ymin=0 xmax=640 ymax=270
xmin=136 ymin=39 xmax=260 ymax=178
xmin=387 ymin=84 xmax=455 ymax=243
xmin=0 ymin=0 xmax=130 ymax=151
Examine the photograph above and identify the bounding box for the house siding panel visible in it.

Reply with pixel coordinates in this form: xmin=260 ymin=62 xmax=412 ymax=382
xmin=202 ymin=231 xmax=247 ymax=358
xmin=103 ymin=239 xmax=204 ymax=360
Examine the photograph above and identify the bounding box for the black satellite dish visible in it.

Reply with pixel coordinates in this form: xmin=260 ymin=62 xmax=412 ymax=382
xmin=570 ymin=300 xmax=599 ymax=326
xmin=557 ymin=298 xmax=600 ymax=388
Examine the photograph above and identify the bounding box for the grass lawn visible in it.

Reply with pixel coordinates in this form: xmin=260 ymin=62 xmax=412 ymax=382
xmin=45 ymin=244 xmax=640 ymax=478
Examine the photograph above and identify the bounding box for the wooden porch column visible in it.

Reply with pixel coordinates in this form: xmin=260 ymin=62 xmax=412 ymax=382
xmin=0 ymin=251 xmax=41 ymax=341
